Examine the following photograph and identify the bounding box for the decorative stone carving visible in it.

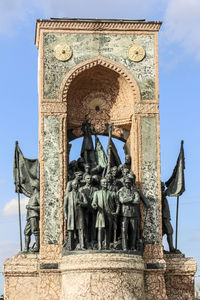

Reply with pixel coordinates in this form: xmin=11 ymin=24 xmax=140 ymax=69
xmin=54 ymin=43 xmax=72 ymax=61
xmin=127 ymin=44 xmax=146 ymax=62
xmin=61 ymin=56 xmax=140 ymax=103
xmin=35 ymin=20 xmax=162 ymax=47
xmin=135 ymin=103 xmax=159 ymax=114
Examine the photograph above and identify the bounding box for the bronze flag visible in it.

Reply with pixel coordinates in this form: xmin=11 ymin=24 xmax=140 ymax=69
xmin=13 ymin=141 xmax=38 ymax=197
xmin=95 ymin=135 xmax=107 ymax=168
xmin=165 ymin=140 xmax=185 ymax=197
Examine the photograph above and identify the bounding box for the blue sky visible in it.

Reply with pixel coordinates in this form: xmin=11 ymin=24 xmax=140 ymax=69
xmin=0 ymin=0 xmax=200 ymax=294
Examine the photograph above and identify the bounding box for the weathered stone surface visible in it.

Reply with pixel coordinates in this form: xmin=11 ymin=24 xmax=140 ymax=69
xmin=44 ymin=33 xmax=155 ymax=100
xmin=44 ymin=115 xmax=60 ymax=244
xmin=164 ymin=255 xmax=197 ymax=300
xmin=39 ymin=270 xmax=61 ymax=300
xmin=60 ymin=253 xmax=146 ymax=300
xmin=145 ymin=270 xmax=168 ymax=300
xmin=3 ymin=254 xmax=39 ymax=300
xmin=141 ymin=116 xmax=160 ymax=244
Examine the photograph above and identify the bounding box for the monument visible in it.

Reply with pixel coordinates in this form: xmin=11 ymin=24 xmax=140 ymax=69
xmin=3 ymin=18 xmax=196 ymax=300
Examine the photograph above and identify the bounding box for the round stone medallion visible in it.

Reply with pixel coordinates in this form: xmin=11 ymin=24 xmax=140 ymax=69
xmin=127 ymin=44 xmax=145 ymax=62
xmin=54 ymin=43 xmax=72 ymax=61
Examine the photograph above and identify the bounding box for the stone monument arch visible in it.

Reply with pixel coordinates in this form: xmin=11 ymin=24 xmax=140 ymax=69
xmin=3 ymin=18 xmax=196 ymax=300
xmin=61 ymin=55 xmax=141 ymax=169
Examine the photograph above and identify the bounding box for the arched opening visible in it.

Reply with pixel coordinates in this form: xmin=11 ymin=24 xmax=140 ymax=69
xmin=66 ymin=64 xmax=135 ymax=135
xmin=61 ymin=58 xmax=143 ymax=252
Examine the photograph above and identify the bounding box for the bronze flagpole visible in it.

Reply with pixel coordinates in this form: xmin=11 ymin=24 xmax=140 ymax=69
xmin=15 ymin=141 xmax=23 ymax=251
xmin=175 ymin=195 xmax=179 ymax=250
xmin=106 ymin=124 xmax=113 ymax=175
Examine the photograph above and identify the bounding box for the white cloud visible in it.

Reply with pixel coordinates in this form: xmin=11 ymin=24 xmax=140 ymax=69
xmin=0 ymin=0 xmax=200 ymax=61
xmin=0 ymin=0 xmax=165 ymax=35
xmin=2 ymin=197 xmax=28 ymax=216
xmin=163 ymin=0 xmax=200 ymax=60
xmin=0 ymin=0 xmax=28 ymax=34
xmin=33 ymin=0 xmax=163 ymax=18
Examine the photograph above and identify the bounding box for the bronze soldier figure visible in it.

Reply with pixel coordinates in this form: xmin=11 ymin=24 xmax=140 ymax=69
xmin=118 ymin=154 xmax=136 ymax=184
xmin=24 ymin=179 xmax=40 ymax=252
xmin=118 ymin=177 xmax=149 ymax=251
xmin=161 ymin=182 xmax=180 ymax=253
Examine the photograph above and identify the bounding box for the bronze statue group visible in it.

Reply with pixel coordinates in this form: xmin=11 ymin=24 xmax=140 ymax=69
xmin=18 ymin=122 xmax=178 ymax=254
xmin=64 ymin=154 xmax=150 ymax=251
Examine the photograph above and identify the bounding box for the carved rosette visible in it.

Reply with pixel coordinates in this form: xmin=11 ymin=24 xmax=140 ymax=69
xmin=83 ymin=91 xmax=112 ymax=134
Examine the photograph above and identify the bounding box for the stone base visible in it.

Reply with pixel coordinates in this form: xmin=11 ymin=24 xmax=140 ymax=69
xmin=164 ymin=254 xmax=197 ymax=300
xmin=3 ymin=254 xmax=39 ymax=300
xmin=3 ymin=253 xmax=197 ymax=300
xmin=60 ymin=253 xmax=145 ymax=300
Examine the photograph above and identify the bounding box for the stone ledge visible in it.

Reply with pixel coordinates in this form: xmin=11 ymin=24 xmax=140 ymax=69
xmin=3 ymin=254 xmax=39 ymax=276
xmin=60 ymin=253 xmax=145 ymax=272
xmin=165 ymin=256 xmax=197 ymax=275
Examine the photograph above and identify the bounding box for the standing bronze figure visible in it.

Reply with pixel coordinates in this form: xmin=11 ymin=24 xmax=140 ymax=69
xmin=24 ymin=179 xmax=40 ymax=252
xmin=92 ymin=178 xmax=119 ymax=250
xmin=81 ymin=121 xmax=96 ymax=166
xmin=80 ymin=174 xmax=98 ymax=247
xmin=63 ymin=180 xmax=88 ymax=250
xmin=118 ymin=178 xmax=149 ymax=251
xmin=161 ymin=182 xmax=180 ymax=253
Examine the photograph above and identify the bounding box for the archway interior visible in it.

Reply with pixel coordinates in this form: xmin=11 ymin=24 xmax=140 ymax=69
xmin=66 ymin=64 xmax=134 ymax=136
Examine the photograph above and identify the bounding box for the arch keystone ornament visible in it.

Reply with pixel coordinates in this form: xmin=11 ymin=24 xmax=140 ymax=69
xmin=3 ymin=18 xmax=196 ymax=300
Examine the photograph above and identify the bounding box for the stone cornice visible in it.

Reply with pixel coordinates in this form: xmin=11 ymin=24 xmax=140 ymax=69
xmin=35 ymin=19 xmax=162 ymax=48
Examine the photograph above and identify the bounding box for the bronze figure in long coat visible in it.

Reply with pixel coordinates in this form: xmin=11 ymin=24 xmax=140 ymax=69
xmin=92 ymin=178 xmax=119 ymax=250
xmin=64 ymin=180 xmax=87 ymax=250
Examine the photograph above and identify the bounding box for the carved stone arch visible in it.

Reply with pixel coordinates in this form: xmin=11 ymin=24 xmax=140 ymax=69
xmin=59 ymin=55 xmax=141 ymax=103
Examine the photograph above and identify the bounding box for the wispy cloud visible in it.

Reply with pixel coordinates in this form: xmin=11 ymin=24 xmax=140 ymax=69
xmin=0 ymin=0 xmax=200 ymax=61
xmin=33 ymin=0 xmax=163 ymax=18
xmin=2 ymin=197 xmax=28 ymax=216
xmin=0 ymin=0 xmax=165 ymax=35
xmin=0 ymin=0 xmax=28 ymax=34
xmin=163 ymin=0 xmax=200 ymax=60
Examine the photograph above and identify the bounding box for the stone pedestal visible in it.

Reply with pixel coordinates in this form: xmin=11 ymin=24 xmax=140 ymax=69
xmin=164 ymin=254 xmax=197 ymax=300
xmin=3 ymin=254 xmax=39 ymax=300
xmin=60 ymin=253 xmax=146 ymax=300
xmin=4 ymin=253 xmax=146 ymax=300
xmin=3 ymin=252 xmax=197 ymax=299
